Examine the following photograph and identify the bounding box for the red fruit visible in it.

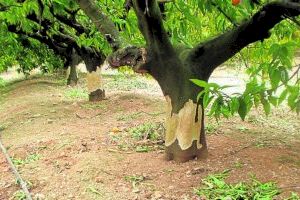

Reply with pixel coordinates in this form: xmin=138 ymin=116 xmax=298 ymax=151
xmin=232 ymin=0 xmax=241 ymax=6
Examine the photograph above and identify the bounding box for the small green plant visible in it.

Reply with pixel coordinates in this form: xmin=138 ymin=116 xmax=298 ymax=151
xmin=233 ymin=160 xmax=244 ymax=169
xmin=12 ymin=153 xmax=41 ymax=166
xmin=64 ymin=87 xmax=88 ymax=100
xmin=117 ymin=112 xmax=142 ymax=121
xmin=205 ymin=123 xmax=219 ymax=134
xmin=125 ymin=175 xmax=145 ymax=188
xmin=135 ymin=145 xmax=151 ymax=153
xmin=86 ymin=186 xmax=102 ymax=196
xmin=104 ymin=74 xmax=149 ymax=91
xmin=194 ymin=170 xmax=297 ymax=200
xmin=288 ymin=193 xmax=300 ymax=200
xmin=128 ymin=122 xmax=162 ymax=141
xmin=12 ymin=190 xmax=26 ymax=200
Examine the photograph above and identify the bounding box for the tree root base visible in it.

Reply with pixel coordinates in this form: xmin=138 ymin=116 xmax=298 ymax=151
xmin=164 ymin=140 xmax=208 ymax=162
xmin=89 ymin=89 xmax=105 ymax=101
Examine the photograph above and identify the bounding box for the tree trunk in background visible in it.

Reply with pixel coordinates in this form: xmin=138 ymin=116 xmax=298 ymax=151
xmin=66 ymin=63 xmax=78 ymax=86
xmin=86 ymin=65 xmax=105 ymax=101
xmin=81 ymin=49 xmax=106 ymax=101
xmin=66 ymin=49 xmax=81 ymax=86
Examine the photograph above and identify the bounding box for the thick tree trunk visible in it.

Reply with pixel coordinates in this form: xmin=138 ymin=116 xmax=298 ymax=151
xmin=164 ymin=96 xmax=208 ymax=162
xmin=159 ymin=75 xmax=208 ymax=162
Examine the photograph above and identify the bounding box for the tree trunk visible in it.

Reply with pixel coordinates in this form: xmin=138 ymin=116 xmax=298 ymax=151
xmin=159 ymin=76 xmax=208 ymax=162
xmin=66 ymin=49 xmax=81 ymax=86
xmin=164 ymin=96 xmax=208 ymax=162
xmin=86 ymin=66 xmax=105 ymax=101
xmin=66 ymin=64 xmax=78 ymax=86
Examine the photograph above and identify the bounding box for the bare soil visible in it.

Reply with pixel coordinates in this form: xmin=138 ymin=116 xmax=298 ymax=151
xmin=0 ymin=73 xmax=299 ymax=200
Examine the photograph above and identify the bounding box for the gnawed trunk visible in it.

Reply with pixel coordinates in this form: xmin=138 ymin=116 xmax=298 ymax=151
xmin=86 ymin=67 xmax=105 ymax=101
xmin=164 ymin=95 xmax=208 ymax=162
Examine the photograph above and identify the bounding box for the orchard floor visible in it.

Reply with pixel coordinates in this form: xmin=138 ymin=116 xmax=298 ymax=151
xmin=0 ymin=72 xmax=300 ymax=200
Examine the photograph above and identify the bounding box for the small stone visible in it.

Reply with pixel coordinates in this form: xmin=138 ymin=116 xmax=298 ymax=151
xmin=168 ymin=185 xmax=175 ymax=190
xmin=151 ymin=191 xmax=163 ymax=200
xmin=33 ymin=114 xmax=42 ymax=118
xmin=34 ymin=193 xmax=45 ymax=200
xmin=132 ymin=188 xmax=140 ymax=193
xmin=191 ymin=167 xmax=205 ymax=175
xmin=47 ymin=119 xmax=54 ymax=124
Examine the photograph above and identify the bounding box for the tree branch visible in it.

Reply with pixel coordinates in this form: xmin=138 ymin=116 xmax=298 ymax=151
xmin=132 ymin=0 xmax=173 ymax=53
xmin=49 ymin=4 xmax=87 ymax=35
xmin=76 ymin=0 xmax=121 ymax=50
xmin=211 ymin=1 xmax=238 ymax=27
xmin=188 ymin=0 xmax=300 ymax=79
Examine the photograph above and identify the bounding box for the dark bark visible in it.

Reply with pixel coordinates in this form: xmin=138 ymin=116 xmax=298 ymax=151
xmin=67 ymin=64 xmax=78 ymax=86
xmin=66 ymin=49 xmax=80 ymax=86
xmin=49 ymin=4 xmax=87 ymax=35
xmin=189 ymin=1 xmax=300 ymax=80
xmin=89 ymin=89 xmax=105 ymax=101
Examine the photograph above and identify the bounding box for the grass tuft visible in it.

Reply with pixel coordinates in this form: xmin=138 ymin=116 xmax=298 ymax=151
xmin=64 ymin=87 xmax=88 ymax=100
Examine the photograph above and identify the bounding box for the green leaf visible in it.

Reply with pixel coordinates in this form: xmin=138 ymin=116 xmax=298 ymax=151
xmin=268 ymin=96 xmax=278 ymax=107
xmin=278 ymin=89 xmax=288 ymax=104
xmin=229 ymin=97 xmax=239 ymax=115
xmin=269 ymin=69 xmax=281 ymax=89
xmin=190 ymin=79 xmax=208 ymax=88
xmin=296 ymin=101 xmax=300 ymax=115
xmin=203 ymin=92 xmax=213 ymax=108
xmin=288 ymin=94 xmax=298 ymax=110
xmin=238 ymin=97 xmax=247 ymax=121
xmin=262 ymin=101 xmax=271 ymax=116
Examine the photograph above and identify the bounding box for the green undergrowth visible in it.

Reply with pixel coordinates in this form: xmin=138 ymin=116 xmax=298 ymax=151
xmin=195 ymin=170 xmax=299 ymax=200
xmin=110 ymin=122 xmax=165 ymax=153
xmin=0 ymin=77 xmax=7 ymax=87
xmin=80 ymin=102 xmax=106 ymax=110
xmin=103 ymin=73 xmax=154 ymax=91
xmin=12 ymin=153 xmax=41 ymax=167
xmin=64 ymin=87 xmax=88 ymax=100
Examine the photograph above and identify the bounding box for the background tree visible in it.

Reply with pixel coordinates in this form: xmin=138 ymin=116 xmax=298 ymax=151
xmin=0 ymin=0 xmax=112 ymax=100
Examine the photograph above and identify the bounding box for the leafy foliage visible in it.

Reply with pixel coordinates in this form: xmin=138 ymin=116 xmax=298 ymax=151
xmin=195 ymin=170 xmax=300 ymax=200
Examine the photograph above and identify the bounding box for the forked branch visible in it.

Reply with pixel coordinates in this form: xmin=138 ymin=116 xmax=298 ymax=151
xmin=188 ymin=0 xmax=300 ymax=79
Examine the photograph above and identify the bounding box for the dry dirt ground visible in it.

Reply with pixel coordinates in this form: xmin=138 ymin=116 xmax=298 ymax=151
xmin=0 ymin=72 xmax=300 ymax=200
